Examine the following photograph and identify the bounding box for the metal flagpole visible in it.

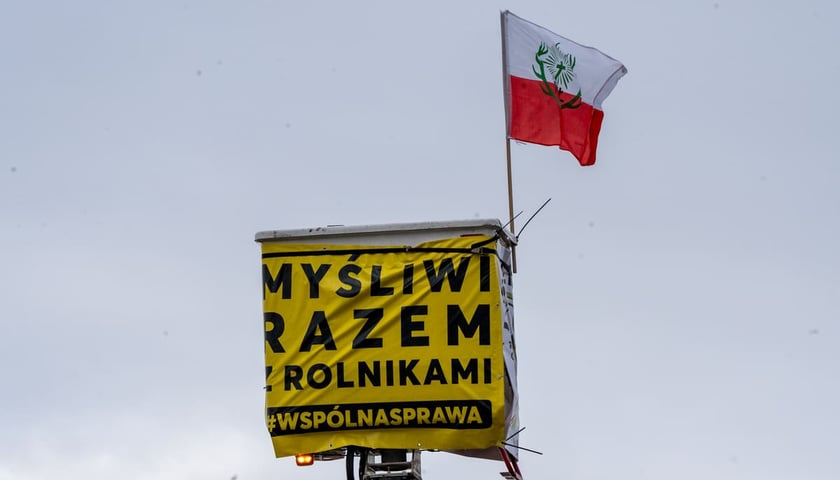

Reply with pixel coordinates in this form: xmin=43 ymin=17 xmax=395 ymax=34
xmin=505 ymin=137 xmax=517 ymax=273
xmin=501 ymin=11 xmax=517 ymax=272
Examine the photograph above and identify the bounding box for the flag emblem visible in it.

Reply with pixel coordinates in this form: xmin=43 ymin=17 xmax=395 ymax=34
xmin=533 ymin=43 xmax=582 ymax=110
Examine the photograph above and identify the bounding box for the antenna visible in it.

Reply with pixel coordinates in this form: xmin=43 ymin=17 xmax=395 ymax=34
xmin=502 ymin=426 xmax=543 ymax=456
xmin=516 ymin=198 xmax=551 ymax=240
xmin=501 ymin=210 xmax=524 ymax=232
xmin=501 ymin=441 xmax=543 ymax=456
xmin=505 ymin=426 xmax=526 ymax=441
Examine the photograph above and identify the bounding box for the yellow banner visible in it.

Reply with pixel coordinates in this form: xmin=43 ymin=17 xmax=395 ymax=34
xmin=261 ymin=235 xmax=505 ymax=458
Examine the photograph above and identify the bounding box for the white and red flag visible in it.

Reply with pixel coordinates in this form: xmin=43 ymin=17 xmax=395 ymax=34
xmin=502 ymin=11 xmax=626 ymax=166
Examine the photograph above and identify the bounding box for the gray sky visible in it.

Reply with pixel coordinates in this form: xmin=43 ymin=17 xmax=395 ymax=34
xmin=2 ymin=1 xmax=839 ymax=479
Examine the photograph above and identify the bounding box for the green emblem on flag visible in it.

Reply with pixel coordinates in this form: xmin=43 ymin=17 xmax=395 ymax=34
xmin=533 ymin=43 xmax=582 ymax=109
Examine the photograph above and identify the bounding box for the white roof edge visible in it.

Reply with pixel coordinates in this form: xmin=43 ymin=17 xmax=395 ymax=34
xmin=255 ymin=218 xmax=515 ymax=244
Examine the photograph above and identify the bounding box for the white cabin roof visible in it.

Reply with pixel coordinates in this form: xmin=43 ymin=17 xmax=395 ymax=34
xmin=255 ymin=218 xmax=515 ymax=246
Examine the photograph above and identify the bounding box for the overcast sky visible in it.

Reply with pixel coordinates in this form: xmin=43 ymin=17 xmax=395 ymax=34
xmin=2 ymin=1 xmax=839 ymax=479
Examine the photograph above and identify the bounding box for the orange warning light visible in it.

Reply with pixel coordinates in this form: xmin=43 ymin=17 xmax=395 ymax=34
xmin=295 ymin=454 xmax=314 ymax=466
